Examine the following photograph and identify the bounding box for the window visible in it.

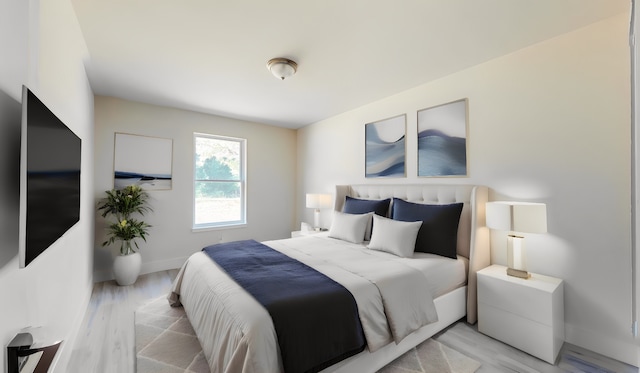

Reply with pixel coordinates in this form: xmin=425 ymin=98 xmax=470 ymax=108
xmin=193 ymin=133 xmax=246 ymax=229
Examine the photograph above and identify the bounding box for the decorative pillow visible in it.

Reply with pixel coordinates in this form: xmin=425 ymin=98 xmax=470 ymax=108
xmin=328 ymin=211 xmax=373 ymax=244
xmin=343 ymin=196 xmax=391 ymax=216
xmin=343 ymin=196 xmax=391 ymax=240
xmin=367 ymin=215 xmax=422 ymax=258
xmin=391 ymin=198 xmax=463 ymax=259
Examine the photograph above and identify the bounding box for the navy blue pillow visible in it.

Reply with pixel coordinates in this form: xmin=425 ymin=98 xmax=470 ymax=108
xmin=391 ymin=198 xmax=463 ymax=259
xmin=343 ymin=196 xmax=390 ymax=217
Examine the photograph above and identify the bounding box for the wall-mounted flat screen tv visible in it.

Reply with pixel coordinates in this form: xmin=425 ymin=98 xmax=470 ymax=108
xmin=19 ymin=86 xmax=81 ymax=268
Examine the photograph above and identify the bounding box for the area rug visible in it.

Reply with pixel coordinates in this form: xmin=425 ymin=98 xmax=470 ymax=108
xmin=135 ymin=296 xmax=481 ymax=373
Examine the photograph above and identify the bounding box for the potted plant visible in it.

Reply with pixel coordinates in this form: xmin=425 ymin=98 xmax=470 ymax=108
xmin=97 ymin=185 xmax=152 ymax=285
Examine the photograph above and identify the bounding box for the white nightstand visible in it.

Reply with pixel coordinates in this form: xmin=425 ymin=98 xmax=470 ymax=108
xmin=291 ymin=229 xmax=326 ymax=238
xmin=477 ymin=264 xmax=564 ymax=364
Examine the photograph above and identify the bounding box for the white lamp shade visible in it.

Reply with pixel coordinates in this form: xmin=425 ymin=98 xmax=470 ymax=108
xmin=486 ymin=201 xmax=547 ymax=234
xmin=306 ymin=193 xmax=332 ymax=209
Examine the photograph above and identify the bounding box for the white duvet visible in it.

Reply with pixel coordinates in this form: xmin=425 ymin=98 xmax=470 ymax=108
xmin=169 ymin=234 xmax=463 ymax=373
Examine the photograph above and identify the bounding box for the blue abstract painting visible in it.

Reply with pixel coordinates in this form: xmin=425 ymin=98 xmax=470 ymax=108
xmin=417 ymin=99 xmax=468 ymax=177
xmin=365 ymin=115 xmax=406 ymax=178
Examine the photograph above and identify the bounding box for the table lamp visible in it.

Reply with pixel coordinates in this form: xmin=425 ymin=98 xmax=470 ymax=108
xmin=306 ymin=193 xmax=332 ymax=231
xmin=486 ymin=201 xmax=547 ymax=279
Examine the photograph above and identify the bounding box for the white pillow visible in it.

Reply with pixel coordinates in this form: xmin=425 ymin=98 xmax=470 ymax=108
xmin=367 ymin=215 xmax=422 ymax=258
xmin=328 ymin=211 xmax=372 ymax=244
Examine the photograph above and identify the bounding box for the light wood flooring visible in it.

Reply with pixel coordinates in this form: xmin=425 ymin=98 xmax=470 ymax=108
xmin=67 ymin=269 xmax=179 ymax=372
xmin=67 ymin=270 xmax=639 ymax=373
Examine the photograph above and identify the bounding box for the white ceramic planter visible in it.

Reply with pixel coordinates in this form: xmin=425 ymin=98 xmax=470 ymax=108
xmin=113 ymin=252 xmax=141 ymax=286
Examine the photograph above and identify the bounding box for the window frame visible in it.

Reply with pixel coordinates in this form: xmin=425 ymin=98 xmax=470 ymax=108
xmin=192 ymin=133 xmax=247 ymax=230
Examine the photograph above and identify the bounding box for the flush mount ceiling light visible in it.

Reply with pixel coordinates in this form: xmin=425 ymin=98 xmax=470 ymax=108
xmin=267 ymin=58 xmax=298 ymax=80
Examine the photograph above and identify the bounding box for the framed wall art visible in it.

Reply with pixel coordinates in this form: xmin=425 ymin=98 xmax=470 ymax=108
xmin=417 ymin=99 xmax=468 ymax=177
xmin=365 ymin=114 xmax=406 ymax=178
xmin=113 ymin=132 xmax=173 ymax=190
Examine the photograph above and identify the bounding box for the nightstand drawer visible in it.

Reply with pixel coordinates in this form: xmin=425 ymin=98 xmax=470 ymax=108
xmin=477 ymin=266 xmax=562 ymax=327
xmin=477 ymin=265 xmax=564 ymax=364
xmin=478 ymin=302 xmax=561 ymax=364
xmin=478 ymin=274 xmax=552 ymax=326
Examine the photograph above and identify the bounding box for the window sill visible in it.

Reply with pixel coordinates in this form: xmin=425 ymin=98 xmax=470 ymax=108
xmin=192 ymin=223 xmax=247 ymax=233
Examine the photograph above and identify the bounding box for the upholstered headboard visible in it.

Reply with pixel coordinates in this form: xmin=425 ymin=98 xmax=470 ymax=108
xmin=334 ymin=184 xmax=490 ymax=324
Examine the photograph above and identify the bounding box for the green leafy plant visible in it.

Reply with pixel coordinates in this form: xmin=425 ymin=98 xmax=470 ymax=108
xmin=97 ymin=185 xmax=152 ymax=255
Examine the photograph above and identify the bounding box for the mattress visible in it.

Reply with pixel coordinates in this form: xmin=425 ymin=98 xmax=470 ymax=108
xmin=271 ymin=233 xmax=467 ymax=299
xmin=170 ymin=234 xmax=467 ymax=373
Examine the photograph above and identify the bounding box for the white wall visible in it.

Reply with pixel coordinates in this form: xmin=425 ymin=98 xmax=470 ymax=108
xmin=298 ymin=14 xmax=636 ymax=366
xmin=0 ymin=0 xmax=94 ymax=371
xmin=632 ymin=0 xmax=640 ymax=350
xmin=93 ymin=97 xmax=297 ymax=280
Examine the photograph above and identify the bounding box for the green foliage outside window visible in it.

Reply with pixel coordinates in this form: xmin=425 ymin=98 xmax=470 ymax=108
xmin=195 ymin=155 xmax=240 ymax=198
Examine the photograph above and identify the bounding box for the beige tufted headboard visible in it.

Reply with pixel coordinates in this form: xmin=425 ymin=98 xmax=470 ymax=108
xmin=334 ymin=184 xmax=490 ymax=324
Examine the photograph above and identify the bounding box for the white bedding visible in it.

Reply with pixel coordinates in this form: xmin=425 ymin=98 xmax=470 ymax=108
xmin=284 ymin=233 xmax=467 ymax=299
xmin=169 ymin=234 xmax=467 ymax=373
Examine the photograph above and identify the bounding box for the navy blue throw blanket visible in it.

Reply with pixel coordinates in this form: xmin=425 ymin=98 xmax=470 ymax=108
xmin=202 ymin=240 xmax=365 ymax=373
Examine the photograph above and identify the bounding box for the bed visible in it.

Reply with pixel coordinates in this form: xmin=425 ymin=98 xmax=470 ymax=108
xmin=169 ymin=184 xmax=490 ymax=373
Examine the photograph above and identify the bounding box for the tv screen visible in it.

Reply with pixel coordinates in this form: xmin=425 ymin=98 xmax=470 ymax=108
xmin=19 ymin=86 xmax=81 ymax=268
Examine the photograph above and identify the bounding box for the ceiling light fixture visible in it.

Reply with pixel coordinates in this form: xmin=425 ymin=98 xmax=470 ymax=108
xmin=267 ymin=58 xmax=298 ymax=80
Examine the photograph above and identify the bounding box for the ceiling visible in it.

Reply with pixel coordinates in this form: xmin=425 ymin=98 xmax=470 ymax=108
xmin=71 ymin=0 xmax=629 ymax=129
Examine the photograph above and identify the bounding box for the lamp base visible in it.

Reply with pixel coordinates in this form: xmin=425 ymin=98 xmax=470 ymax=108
xmin=313 ymin=209 xmax=321 ymax=231
xmin=507 ymin=267 xmax=531 ymax=279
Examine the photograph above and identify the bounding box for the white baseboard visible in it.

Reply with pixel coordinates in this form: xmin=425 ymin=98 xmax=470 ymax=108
xmin=52 ymin=275 xmax=93 ymax=373
xmin=565 ymin=323 xmax=640 ymax=367
xmin=140 ymin=257 xmax=188 ymax=276
xmin=92 ymin=256 xmax=188 ymax=283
